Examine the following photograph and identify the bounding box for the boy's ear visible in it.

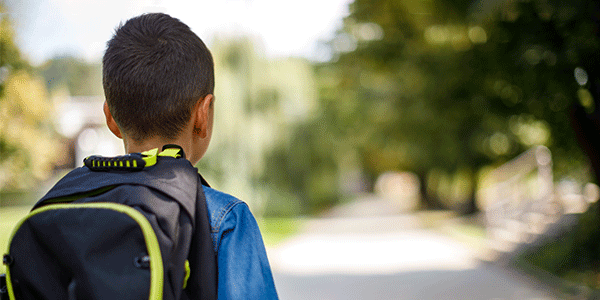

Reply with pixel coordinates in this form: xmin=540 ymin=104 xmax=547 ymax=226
xmin=193 ymin=94 xmax=214 ymax=138
xmin=103 ymin=102 xmax=123 ymax=139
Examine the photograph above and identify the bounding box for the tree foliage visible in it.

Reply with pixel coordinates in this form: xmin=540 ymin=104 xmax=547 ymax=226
xmin=262 ymin=0 xmax=600 ymax=215
xmin=0 ymin=5 xmax=58 ymax=191
xmin=36 ymin=56 xmax=103 ymax=96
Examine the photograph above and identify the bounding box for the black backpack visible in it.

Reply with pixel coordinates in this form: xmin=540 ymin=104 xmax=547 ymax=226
xmin=1 ymin=145 xmax=216 ymax=300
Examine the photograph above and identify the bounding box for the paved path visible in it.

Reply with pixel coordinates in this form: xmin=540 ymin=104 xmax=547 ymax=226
xmin=268 ymin=215 xmax=557 ymax=300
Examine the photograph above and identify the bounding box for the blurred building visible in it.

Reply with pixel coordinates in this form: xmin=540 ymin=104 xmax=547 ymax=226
xmin=53 ymin=95 xmax=123 ymax=169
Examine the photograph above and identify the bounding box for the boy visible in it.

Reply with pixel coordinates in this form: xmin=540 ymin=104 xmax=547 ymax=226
xmin=102 ymin=13 xmax=278 ymax=299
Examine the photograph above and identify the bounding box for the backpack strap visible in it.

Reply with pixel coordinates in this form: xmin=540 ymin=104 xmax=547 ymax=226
xmin=199 ymin=174 xmax=210 ymax=188
xmin=35 ymin=147 xmax=197 ymax=218
xmin=184 ymin=176 xmax=217 ymax=299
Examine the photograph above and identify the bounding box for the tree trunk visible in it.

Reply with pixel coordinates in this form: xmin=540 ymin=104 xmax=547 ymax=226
xmin=417 ymin=171 xmax=444 ymax=210
xmin=456 ymin=177 xmax=478 ymax=215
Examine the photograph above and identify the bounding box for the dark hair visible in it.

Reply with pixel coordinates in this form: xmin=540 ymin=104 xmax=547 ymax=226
xmin=103 ymin=13 xmax=214 ymax=141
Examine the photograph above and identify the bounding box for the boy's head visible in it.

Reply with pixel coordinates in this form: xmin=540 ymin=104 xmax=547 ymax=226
xmin=103 ymin=13 xmax=214 ymax=143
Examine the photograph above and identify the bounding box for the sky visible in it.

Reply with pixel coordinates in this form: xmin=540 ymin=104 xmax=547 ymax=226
xmin=5 ymin=0 xmax=353 ymax=66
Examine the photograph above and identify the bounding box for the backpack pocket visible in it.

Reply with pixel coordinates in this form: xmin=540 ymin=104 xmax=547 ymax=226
xmin=3 ymin=203 xmax=163 ymax=300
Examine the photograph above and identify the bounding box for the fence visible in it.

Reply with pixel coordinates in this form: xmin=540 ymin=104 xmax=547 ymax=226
xmin=480 ymin=146 xmax=599 ymax=255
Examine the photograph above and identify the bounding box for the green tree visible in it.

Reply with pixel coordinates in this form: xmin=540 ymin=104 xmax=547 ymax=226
xmin=36 ymin=56 xmax=103 ymax=96
xmin=263 ymin=0 xmax=600 ymax=216
xmin=327 ymin=0 xmax=600 ymax=211
xmin=311 ymin=0 xmax=496 ymax=212
xmin=0 ymin=5 xmax=59 ymax=192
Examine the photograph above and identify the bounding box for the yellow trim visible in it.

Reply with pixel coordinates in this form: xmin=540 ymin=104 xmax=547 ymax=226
xmin=141 ymin=148 xmax=159 ymax=156
xmin=158 ymin=148 xmax=181 ymax=158
xmin=183 ymin=260 xmax=190 ymax=289
xmin=5 ymin=203 xmax=163 ymax=300
xmin=133 ymin=160 xmax=137 ymax=168
xmin=141 ymin=148 xmax=159 ymax=167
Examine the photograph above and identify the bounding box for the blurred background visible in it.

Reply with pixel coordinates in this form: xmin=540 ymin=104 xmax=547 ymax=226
xmin=3 ymin=0 xmax=600 ymax=298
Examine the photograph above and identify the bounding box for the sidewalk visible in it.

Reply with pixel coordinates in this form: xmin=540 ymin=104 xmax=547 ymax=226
xmin=268 ymin=210 xmax=558 ymax=300
xmin=268 ymin=213 xmax=477 ymax=276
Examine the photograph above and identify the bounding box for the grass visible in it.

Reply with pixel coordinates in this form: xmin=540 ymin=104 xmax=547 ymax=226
xmin=257 ymin=217 xmax=304 ymax=247
xmin=0 ymin=205 xmax=31 ymax=273
xmin=438 ymin=215 xmax=489 ymax=261
xmin=512 ymin=204 xmax=600 ymax=297
xmin=453 ymin=222 xmax=486 ymax=239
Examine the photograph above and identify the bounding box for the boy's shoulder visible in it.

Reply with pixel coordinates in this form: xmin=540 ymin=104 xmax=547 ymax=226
xmin=201 ymin=186 xmax=263 ymax=254
xmin=201 ymin=185 xmax=251 ymax=229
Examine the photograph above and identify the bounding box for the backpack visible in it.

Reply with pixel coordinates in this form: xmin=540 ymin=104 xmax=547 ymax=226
xmin=1 ymin=145 xmax=216 ymax=300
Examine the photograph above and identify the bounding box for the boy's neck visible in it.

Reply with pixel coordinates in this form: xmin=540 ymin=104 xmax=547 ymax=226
xmin=123 ymin=136 xmax=198 ymax=165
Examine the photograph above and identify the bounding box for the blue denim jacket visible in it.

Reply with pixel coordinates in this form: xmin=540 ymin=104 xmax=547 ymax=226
xmin=203 ymin=186 xmax=279 ymax=299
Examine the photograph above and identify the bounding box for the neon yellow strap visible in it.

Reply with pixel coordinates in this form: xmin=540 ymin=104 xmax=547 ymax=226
xmin=158 ymin=148 xmax=182 ymax=158
xmin=138 ymin=147 xmax=183 ymax=168
xmin=141 ymin=148 xmax=159 ymax=167
xmin=183 ymin=260 xmax=191 ymax=289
